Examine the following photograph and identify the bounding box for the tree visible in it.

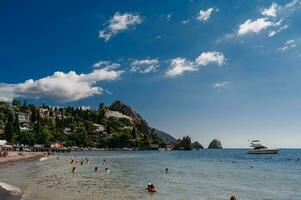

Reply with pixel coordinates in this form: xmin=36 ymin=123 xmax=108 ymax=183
xmin=4 ymin=113 xmax=14 ymax=142
xmin=16 ymin=131 xmax=36 ymax=146
xmin=30 ymin=107 xmax=38 ymax=123
xmin=131 ymin=126 xmax=137 ymax=138
xmin=12 ymin=99 xmax=21 ymax=107
xmin=13 ymin=114 xmax=20 ymax=136
xmin=36 ymin=126 xmax=51 ymax=144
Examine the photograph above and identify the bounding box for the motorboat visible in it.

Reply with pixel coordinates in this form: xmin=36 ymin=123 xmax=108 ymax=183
xmin=247 ymin=140 xmax=279 ymax=154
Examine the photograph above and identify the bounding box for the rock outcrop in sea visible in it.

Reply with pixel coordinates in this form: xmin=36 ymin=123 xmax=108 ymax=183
xmin=192 ymin=141 xmax=203 ymax=150
xmin=208 ymin=139 xmax=223 ymax=149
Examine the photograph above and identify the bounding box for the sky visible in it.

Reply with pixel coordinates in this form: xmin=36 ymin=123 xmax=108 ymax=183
xmin=1 ymin=0 xmax=301 ymax=148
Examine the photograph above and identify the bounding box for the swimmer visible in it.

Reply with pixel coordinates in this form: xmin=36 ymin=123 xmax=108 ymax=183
xmin=165 ymin=168 xmax=169 ymax=173
xmin=230 ymin=194 xmax=237 ymax=200
xmin=72 ymin=166 xmax=76 ymax=173
xmin=105 ymin=168 xmax=109 ymax=172
xmin=80 ymin=161 xmax=83 ymax=166
xmin=147 ymin=183 xmax=157 ymax=193
xmin=95 ymin=167 xmax=98 ymax=172
xmin=70 ymin=159 xmax=74 ymax=164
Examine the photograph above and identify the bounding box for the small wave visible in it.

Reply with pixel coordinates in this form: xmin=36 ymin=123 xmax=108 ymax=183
xmin=0 ymin=182 xmax=22 ymax=196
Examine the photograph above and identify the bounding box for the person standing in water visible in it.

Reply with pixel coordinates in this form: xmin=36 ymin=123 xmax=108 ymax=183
xmin=147 ymin=183 xmax=157 ymax=193
xmin=230 ymin=194 xmax=237 ymax=200
xmin=72 ymin=166 xmax=76 ymax=173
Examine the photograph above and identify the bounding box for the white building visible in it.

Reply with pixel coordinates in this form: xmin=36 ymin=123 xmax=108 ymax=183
xmin=18 ymin=112 xmax=30 ymax=123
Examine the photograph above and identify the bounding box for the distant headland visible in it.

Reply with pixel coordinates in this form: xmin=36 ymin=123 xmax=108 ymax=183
xmin=0 ymin=99 xmax=214 ymax=151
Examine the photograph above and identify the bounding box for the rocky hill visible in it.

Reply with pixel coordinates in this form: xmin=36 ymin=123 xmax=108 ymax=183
xmin=208 ymin=139 xmax=223 ymax=149
xmin=153 ymin=129 xmax=176 ymax=144
xmin=109 ymin=100 xmax=151 ymax=136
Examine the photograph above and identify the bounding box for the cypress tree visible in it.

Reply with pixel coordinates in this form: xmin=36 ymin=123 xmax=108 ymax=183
xmin=14 ymin=113 xmax=20 ymax=136
xmin=4 ymin=113 xmax=14 ymax=142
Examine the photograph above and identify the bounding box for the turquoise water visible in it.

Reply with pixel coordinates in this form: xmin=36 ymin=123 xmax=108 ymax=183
xmin=0 ymin=149 xmax=301 ymax=200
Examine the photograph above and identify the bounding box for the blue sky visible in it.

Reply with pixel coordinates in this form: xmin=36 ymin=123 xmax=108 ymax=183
xmin=1 ymin=0 xmax=301 ymax=147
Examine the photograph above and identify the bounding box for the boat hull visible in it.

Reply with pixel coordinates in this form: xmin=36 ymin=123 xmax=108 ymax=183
xmin=247 ymin=149 xmax=279 ymax=154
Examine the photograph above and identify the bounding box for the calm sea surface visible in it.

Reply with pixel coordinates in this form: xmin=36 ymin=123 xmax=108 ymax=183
xmin=0 ymin=149 xmax=301 ymax=200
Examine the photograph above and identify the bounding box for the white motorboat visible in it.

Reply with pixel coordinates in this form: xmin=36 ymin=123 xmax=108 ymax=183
xmin=247 ymin=140 xmax=279 ymax=154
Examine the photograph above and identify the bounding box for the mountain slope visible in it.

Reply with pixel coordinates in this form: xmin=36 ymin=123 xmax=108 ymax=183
xmin=153 ymin=129 xmax=176 ymax=144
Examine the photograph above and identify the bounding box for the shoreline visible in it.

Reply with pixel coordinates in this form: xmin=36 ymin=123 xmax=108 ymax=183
xmin=0 ymin=151 xmax=46 ymax=166
xmin=0 ymin=152 xmax=46 ymax=200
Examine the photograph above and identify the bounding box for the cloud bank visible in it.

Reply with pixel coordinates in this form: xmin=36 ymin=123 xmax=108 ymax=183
xmin=0 ymin=67 xmax=123 ymax=102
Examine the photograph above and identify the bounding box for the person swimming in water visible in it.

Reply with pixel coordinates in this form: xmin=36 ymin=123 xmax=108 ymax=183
xmin=72 ymin=166 xmax=76 ymax=173
xmin=80 ymin=161 xmax=83 ymax=166
xmin=95 ymin=167 xmax=98 ymax=172
xmin=165 ymin=168 xmax=169 ymax=173
xmin=147 ymin=183 xmax=157 ymax=193
xmin=230 ymin=194 xmax=237 ymax=200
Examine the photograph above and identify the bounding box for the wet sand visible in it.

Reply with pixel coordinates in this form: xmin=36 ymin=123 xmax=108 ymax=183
xmin=0 ymin=151 xmax=46 ymax=164
xmin=0 ymin=187 xmax=20 ymax=200
xmin=0 ymin=151 xmax=46 ymax=200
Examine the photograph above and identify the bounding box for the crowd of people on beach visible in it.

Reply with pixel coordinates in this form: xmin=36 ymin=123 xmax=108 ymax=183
xmin=0 ymin=150 xmax=8 ymax=158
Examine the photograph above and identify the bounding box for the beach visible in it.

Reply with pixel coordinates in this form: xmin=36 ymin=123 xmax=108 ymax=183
xmin=0 ymin=151 xmax=46 ymax=164
xmin=0 ymin=151 xmax=46 ymax=200
xmin=0 ymin=149 xmax=300 ymax=200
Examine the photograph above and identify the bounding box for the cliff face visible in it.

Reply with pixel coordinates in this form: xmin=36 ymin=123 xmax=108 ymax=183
xmin=208 ymin=139 xmax=223 ymax=149
xmin=109 ymin=100 xmax=145 ymax=123
xmin=109 ymin=101 xmax=177 ymax=145
xmin=109 ymin=100 xmax=150 ymax=135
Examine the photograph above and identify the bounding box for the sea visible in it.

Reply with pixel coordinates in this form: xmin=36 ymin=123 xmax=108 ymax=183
xmin=0 ymin=149 xmax=301 ymax=200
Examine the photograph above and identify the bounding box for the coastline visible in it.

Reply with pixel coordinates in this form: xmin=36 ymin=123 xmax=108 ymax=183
xmin=0 ymin=151 xmax=46 ymax=165
xmin=0 ymin=151 xmax=46 ymax=200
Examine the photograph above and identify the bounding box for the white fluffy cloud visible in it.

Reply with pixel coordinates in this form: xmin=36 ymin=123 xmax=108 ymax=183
xmin=196 ymin=8 xmax=214 ymax=21
xmin=238 ymin=1 xmax=301 ymax=37
xmin=99 ymin=12 xmax=142 ymax=41
xmin=195 ymin=52 xmax=225 ymax=66
xmin=130 ymin=59 xmax=159 ymax=74
xmin=238 ymin=18 xmax=273 ymax=35
xmin=0 ymin=67 xmax=123 ymax=102
xmin=166 ymin=52 xmax=225 ymax=77
xmin=262 ymin=3 xmax=280 ymax=17
xmin=278 ymin=39 xmax=296 ymax=52
xmin=165 ymin=58 xmax=196 ymax=77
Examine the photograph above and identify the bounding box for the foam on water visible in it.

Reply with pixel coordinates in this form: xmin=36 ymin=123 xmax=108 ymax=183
xmin=0 ymin=182 xmax=22 ymax=196
xmin=39 ymin=157 xmax=50 ymax=162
